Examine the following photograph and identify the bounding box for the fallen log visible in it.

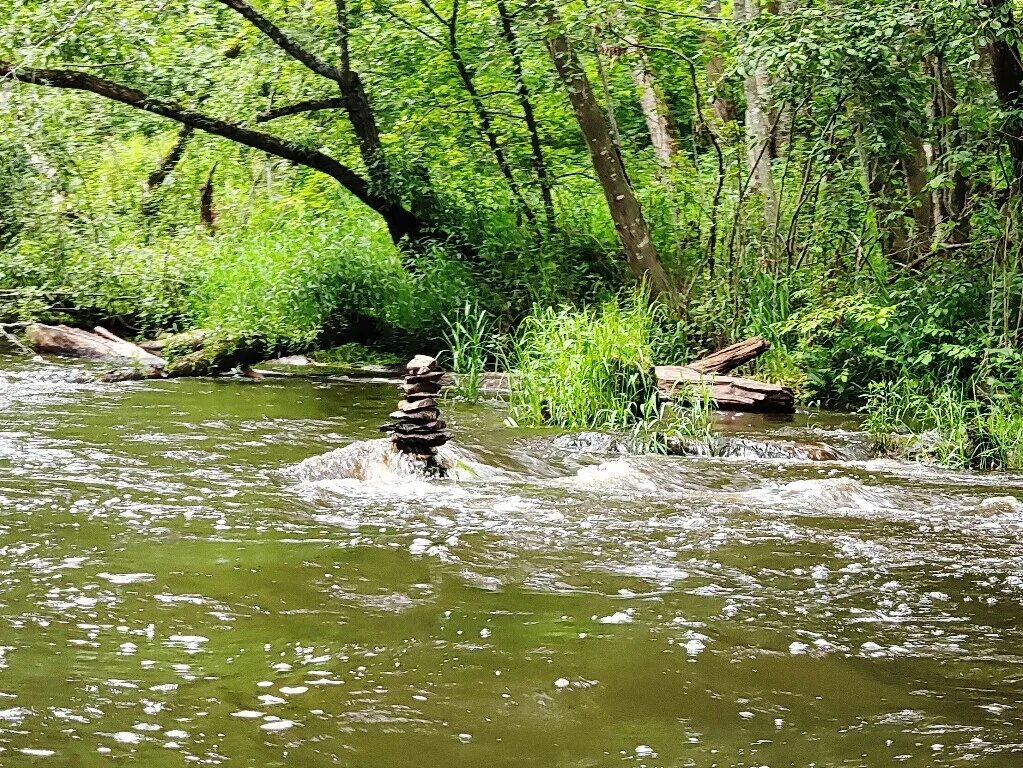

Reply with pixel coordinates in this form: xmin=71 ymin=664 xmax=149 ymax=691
xmin=26 ymin=324 xmax=166 ymax=367
xmin=685 ymin=337 xmax=771 ymax=375
xmin=22 ymin=323 xmax=289 ymax=382
xmin=656 ymin=366 xmax=795 ymax=413
xmin=162 ymin=336 xmax=273 ymax=377
xmin=137 ymin=329 xmax=209 ymax=354
xmin=101 ymin=334 xmax=278 ymax=381
xmin=655 ymin=337 xmax=795 ymax=413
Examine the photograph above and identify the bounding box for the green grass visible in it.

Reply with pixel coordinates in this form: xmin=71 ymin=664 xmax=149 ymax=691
xmin=442 ymin=302 xmax=496 ymax=402
xmin=507 ymin=292 xmax=659 ymax=430
xmin=864 ymin=378 xmax=1023 ymax=470
xmin=309 ymin=343 xmax=402 ymax=367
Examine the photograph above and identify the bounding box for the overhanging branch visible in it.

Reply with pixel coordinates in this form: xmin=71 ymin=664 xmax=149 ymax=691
xmin=211 ymin=0 xmax=343 ymax=85
xmin=0 ymin=62 xmax=425 ymax=242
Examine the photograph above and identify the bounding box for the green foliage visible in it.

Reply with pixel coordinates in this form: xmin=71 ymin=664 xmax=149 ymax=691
xmin=442 ymin=302 xmax=496 ymax=402
xmin=508 ymin=293 xmax=658 ymax=430
xmin=636 ymin=383 xmax=716 ymax=454
xmin=310 ymin=344 xmax=402 ymax=367
xmin=184 ymin=210 xmax=402 ymax=347
xmin=864 ymin=378 xmax=1023 ymax=470
xmin=4 ymin=0 xmax=1023 ymax=475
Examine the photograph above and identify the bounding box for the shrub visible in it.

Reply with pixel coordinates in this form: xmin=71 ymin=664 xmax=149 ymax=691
xmin=508 ymin=292 xmax=658 ymax=429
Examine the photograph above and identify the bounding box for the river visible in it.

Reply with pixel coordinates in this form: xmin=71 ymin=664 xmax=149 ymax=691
xmin=1 ymin=354 xmax=1021 ymax=766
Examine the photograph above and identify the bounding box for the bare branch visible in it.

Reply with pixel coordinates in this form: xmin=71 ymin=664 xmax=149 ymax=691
xmin=256 ymin=96 xmax=346 ymax=122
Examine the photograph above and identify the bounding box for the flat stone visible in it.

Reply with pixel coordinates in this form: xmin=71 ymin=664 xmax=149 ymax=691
xmin=403 ymin=392 xmax=438 ymax=403
xmin=393 ymin=432 xmax=452 ymax=449
xmin=398 ymin=398 xmax=437 ymax=413
xmin=401 ymin=382 xmax=443 ymax=396
xmin=395 ymin=445 xmax=438 ymax=458
xmin=390 ymin=421 xmax=446 ymax=434
xmin=389 ymin=409 xmax=440 ymax=424
xmin=406 ymin=354 xmax=439 ymax=376
xmin=405 ymin=371 xmax=445 ymax=385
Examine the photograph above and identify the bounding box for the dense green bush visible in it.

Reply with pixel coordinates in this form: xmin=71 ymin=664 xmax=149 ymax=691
xmin=508 ymin=293 xmax=659 ymax=430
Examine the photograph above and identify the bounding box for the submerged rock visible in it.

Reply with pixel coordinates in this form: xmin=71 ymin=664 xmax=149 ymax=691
xmin=550 ymin=432 xmax=633 ymax=455
xmin=550 ymin=430 xmax=847 ymax=462
xmin=667 ymin=436 xmax=847 ymax=462
xmin=287 ymin=438 xmax=456 ymax=483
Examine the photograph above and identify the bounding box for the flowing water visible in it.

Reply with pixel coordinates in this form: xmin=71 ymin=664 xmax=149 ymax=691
xmin=1 ymin=354 xmax=1021 ymax=767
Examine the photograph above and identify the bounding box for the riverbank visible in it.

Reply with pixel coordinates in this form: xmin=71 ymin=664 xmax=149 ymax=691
xmin=6 ymin=282 xmax=1023 ymax=471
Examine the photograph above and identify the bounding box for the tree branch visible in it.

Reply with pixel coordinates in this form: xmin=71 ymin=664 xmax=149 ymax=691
xmin=144 ymin=124 xmax=194 ymax=193
xmin=256 ymin=96 xmax=347 ymax=122
xmin=211 ymin=0 xmax=343 ymax=85
xmin=0 ymin=62 xmax=424 ymax=242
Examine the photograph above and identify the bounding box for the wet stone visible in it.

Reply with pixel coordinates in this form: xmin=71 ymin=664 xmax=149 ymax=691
xmin=404 ymin=392 xmax=438 ymax=402
xmin=402 ymin=382 xmax=443 ymax=396
xmin=406 ymin=354 xmax=440 ymax=376
xmin=391 ymin=421 xmax=446 ymax=435
xmin=405 ymin=371 xmax=446 ymax=385
xmin=397 ymin=398 xmax=438 ymax=413
xmin=389 ymin=409 xmax=440 ymax=424
xmin=394 ymin=432 xmax=451 ymax=447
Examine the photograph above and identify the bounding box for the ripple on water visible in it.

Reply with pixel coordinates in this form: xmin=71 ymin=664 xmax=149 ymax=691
xmin=1 ymin=357 xmax=1022 ymax=766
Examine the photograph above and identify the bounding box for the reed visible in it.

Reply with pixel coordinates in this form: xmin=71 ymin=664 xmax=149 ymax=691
xmin=508 ymin=292 xmax=657 ymax=429
xmin=442 ymin=302 xmax=495 ymax=402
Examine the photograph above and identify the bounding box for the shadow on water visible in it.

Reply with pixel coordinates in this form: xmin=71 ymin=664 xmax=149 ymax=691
xmin=1 ymin=354 xmax=1022 ymax=766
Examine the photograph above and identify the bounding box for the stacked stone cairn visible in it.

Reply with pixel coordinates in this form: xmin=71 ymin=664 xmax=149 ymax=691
xmin=382 ymin=355 xmax=452 ymax=470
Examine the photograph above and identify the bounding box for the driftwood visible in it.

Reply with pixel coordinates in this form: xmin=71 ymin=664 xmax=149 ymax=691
xmin=26 ymin=324 xmax=166 ymax=367
xmin=684 ymin=337 xmax=771 ymax=375
xmin=137 ymin=329 xmax=209 ymax=354
xmin=656 ymin=366 xmax=795 ymax=413
xmin=656 ymin=337 xmax=795 ymax=413
xmin=24 ymin=323 xmax=278 ymax=382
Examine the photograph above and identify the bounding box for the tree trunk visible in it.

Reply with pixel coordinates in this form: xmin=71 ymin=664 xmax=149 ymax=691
xmin=543 ymin=15 xmax=675 ymax=303
xmin=631 ymin=51 xmax=679 ymax=170
xmin=981 ymin=0 xmax=1023 ymax=195
xmin=496 ymin=0 xmax=556 ymax=231
xmin=338 ymin=69 xmax=392 ymax=192
xmin=923 ymin=52 xmax=969 ymax=242
xmin=735 ymin=0 xmax=778 ymax=235
xmin=703 ymin=0 xmax=735 ymax=124
xmin=334 ymin=0 xmax=393 ymax=196
xmin=903 ymin=133 xmax=934 ymax=251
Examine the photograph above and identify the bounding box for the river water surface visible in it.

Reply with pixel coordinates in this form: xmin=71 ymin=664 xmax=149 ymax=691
xmin=1 ymin=354 xmax=1021 ymax=766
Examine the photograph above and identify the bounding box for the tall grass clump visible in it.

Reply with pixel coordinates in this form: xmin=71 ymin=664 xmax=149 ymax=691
xmin=864 ymin=378 xmax=1023 ymax=469
xmin=508 ymin=292 xmax=658 ymax=429
xmin=632 ymin=382 xmax=716 ymax=454
xmin=442 ymin=302 xmax=496 ymax=401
